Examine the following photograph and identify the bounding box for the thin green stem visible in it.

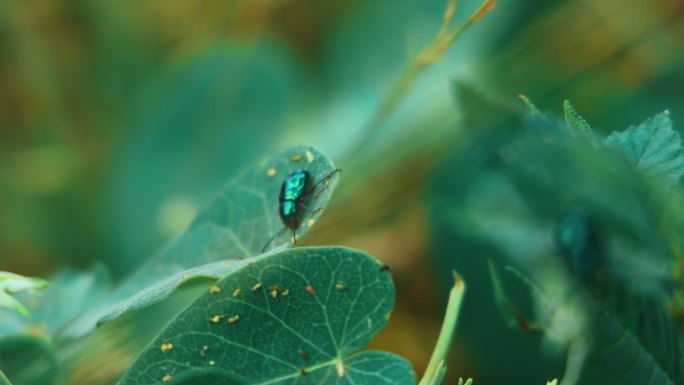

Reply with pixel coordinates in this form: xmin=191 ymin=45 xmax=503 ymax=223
xmin=418 ymin=271 xmax=466 ymax=385
xmin=344 ymin=0 xmax=497 ymax=158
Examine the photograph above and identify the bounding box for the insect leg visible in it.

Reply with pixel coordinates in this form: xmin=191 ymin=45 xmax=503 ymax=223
xmin=290 ymin=226 xmax=297 ymax=244
xmin=296 ymin=202 xmax=323 ymax=214
xmin=301 ymin=169 xmax=341 ymax=198
xmin=261 ymin=226 xmax=286 ymax=253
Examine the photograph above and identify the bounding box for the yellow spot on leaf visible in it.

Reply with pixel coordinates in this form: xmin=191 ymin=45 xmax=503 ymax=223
xmin=209 ymin=286 xmax=221 ymax=294
xmin=161 ymin=343 xmax=173 ymax=353
xmin=232 ymin=288 xmax=242 ymax=297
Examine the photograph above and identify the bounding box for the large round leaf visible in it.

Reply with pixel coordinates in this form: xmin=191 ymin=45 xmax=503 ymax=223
xmin=118 ymin=247 xmax=415 ymax=385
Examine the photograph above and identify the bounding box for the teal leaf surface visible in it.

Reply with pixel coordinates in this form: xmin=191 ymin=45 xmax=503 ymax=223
xmin=30 ymin=265 xmax=110 ymax=339
xmin=118 ymin=247 xmax=415 ymax=385
xmin=604 ymin=111 xmax=684 ymax=185
xmin=563 ymin=311 xmax=678 ymax=385
xmin=0 ymin=335 xmax=57 ymax=385
xmin=92 ymin=146 xmax=339 ymax=328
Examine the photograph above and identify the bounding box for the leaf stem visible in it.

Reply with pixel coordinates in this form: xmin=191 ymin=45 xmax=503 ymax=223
xmin=376 ymin=0 xmax=496 ymax=123
xmin=418 ymin=271 xmax=466 ymax=385
xmin=345 ymin=0 xmax=497 ymax=157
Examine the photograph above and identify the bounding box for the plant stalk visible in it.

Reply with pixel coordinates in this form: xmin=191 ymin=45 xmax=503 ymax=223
xmin=418 ymin=271 xmax=466 ymax=385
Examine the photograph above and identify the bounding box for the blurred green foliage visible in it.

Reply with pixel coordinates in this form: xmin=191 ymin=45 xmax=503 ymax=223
xmin=1 ymin=0 xmax=684 ymax=384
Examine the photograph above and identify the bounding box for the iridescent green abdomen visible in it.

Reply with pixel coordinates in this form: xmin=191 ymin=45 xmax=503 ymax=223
xmin=280 ymin=171 xmax=309 ymax=202
xmin=278 ymin=170 xmax=310 ymax=226
xmin=279 ymin=201 xmax=297 ymax=223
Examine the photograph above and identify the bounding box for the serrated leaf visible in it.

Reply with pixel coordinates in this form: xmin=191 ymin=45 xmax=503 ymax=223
xmin=80 ymin=146 xmax=338 ymax=332
xmin=524 ymin=259 xmax=684 ymax=385
xmin=562 ymin=308 xmax=680 ymax=385
xmin=428 ymin=99 xmax=684 ymax=384
xmin=604 ymin=111 xmax=684 ymax=185
xmin=118 ymin=247 xmax=415 ymax=385
xmin=563 ymin=100 xmax=592 ymax=137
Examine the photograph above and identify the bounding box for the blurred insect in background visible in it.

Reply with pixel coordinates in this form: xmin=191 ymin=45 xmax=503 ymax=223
xmin=262 ymin=169 xmax=340 ymax=252
xmin=554 ymin=210 xmax=606 ymax=276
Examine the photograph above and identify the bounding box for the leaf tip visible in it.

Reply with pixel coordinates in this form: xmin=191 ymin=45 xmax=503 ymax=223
xmin=451 ymin=271 xmax=465 ymax=290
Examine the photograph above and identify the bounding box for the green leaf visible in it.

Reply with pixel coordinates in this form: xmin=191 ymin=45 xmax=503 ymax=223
xmin=518 ymin=94 xmax=543 ymax=117
xmin=428 ymin=95 xmax=684 ymax=384
xmin=604 ymin=111 xmax=684 ymax=186
xmin=518 ymin=254 xmax=684 ymax=385
xmin=0 ymin=335 xmax=57 ymax=385
xmin=94 ymin=146 xmax=339 ymax=328
xmin=563 ymin=100 xmax=592 ymax=137
xmin=430 ymin=89 xmax=569 ymax=384
xmin=563 ymin=311 xmax=679 ymax=385
xmin=118 ymin=247 xmax=415 ymax=385
xmin=30 ymin=265 xmax=110 ymax=339
xmin=0 ymin=371 xmax=11 ymax=385
xmin=105 ymin=40 xmax=309 ymax=273
xmin=0 ymin=272 xmax=48 ymax=317
xmin=487 ymin=261 xmax=532 ymax=331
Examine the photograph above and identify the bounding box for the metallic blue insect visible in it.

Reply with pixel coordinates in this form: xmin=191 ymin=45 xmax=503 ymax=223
xmin=554 ymin=210 xmax=605 ymax=275
xmin=262 ymin=169 xmax=340 ymax=252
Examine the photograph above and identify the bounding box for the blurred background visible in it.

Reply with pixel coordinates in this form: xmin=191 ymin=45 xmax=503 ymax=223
xmin=1 ymin=0 xmax=684 ymax=384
